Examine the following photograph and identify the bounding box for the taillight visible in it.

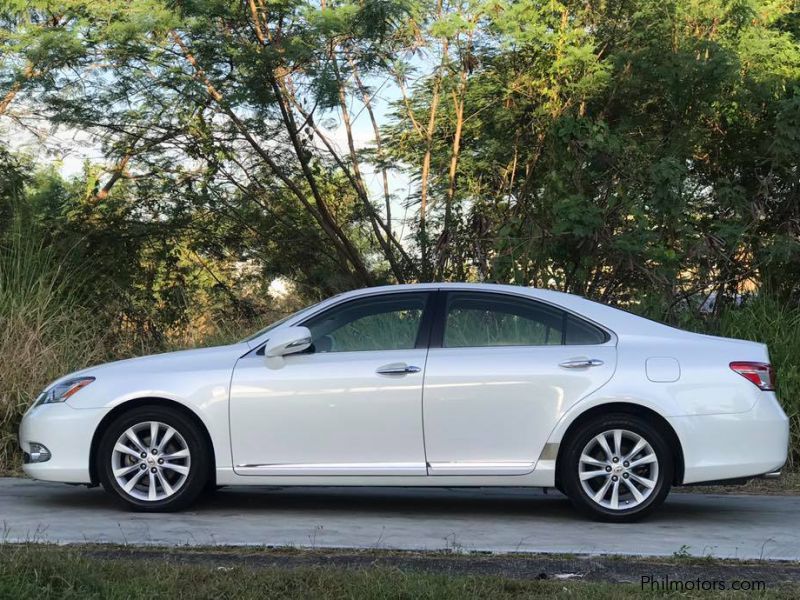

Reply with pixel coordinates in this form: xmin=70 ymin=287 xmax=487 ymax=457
xmin=729 ymin=362 xmax=776 ymax=391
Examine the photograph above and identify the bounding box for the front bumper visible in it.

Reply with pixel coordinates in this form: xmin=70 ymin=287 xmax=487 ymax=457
xmin=670 ymin=392 xmax=790 ymax=485
xmin=19 ymin=403 xmax=108 ymax=484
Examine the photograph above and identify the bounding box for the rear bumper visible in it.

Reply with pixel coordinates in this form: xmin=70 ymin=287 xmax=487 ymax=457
xmin=19 ymin=403 xmax=107 ymax=484
xmin=670 ymin=392 xmax=789 ymax=485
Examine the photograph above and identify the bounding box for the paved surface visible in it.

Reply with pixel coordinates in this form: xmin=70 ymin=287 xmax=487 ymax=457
xmin=1 ymin=478 xmax=798 ymax=560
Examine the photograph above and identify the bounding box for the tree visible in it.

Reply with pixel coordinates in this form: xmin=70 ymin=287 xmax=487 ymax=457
xmin=2 ymin=0 xmax=799 ymax=316
xmin=386 ymin=0 xmax=800 ymax=312
xmin=4 ymin=0 xmax=426 ymax=287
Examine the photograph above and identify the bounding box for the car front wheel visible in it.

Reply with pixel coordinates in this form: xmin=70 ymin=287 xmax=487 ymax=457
xmin=97 ymin=406 xmax=209 ymax=511
xmin=561 ymin=414 xmax=673 ymax=522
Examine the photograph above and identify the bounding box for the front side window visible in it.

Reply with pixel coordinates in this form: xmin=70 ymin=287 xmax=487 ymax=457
xmin=240 ymin=301 xmax=323 ymax=343
xmin=302 ymin=293 xmax=429 ymax=353
xmin=443 ymin=292 xmax=607 ymax=348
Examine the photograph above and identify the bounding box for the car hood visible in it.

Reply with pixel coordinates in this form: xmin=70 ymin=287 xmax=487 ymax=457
xmin=49 ymin=343 xmax=250 ymax=389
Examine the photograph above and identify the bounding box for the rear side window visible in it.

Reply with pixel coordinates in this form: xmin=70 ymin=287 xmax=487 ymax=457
xmin=444 ymin=293 xmax=564 ymax=348
xmin=443 ymin=292 xmax=608 ymax=348
xmin=565 ymin=314 xmax=608 ymax=345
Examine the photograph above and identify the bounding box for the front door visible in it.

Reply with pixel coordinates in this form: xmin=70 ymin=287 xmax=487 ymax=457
xmin=229 ymin=291 xmax=434 ymax=476
xmin=422 ymin=291 xmax=616 ymax=475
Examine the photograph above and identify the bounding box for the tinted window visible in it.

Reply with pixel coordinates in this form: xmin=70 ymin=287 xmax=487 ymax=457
xmin=444 ymin=293 xmax=564 ymax=348
xmin=303 ymin=293 xmax=428 ymax=353
xmin=565 ymin=314 xmax=608 ymax=345
xmin=240 ymin=301 xmax=323 ymax=343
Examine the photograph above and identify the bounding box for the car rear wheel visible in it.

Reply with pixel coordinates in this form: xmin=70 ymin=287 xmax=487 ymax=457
xmin=561 ymin=414 xmax=673 ymax=522
xmin=97 ymin=406 xmax=209 ymax=512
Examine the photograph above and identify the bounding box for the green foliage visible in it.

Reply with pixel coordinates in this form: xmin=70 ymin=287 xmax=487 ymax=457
xmin=387 ymin=0 xmax=800 ymax=300
xmin=1 ymin=0 xmax=798 ymax=299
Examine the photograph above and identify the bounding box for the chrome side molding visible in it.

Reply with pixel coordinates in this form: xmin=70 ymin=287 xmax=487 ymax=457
xmin=426 ymin=461 xmax=535 ymax=476
xmin=235 ymin=462 xmax=427 ymax=476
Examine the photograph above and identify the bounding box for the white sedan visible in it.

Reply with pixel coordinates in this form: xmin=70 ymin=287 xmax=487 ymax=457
xmin=19 ymin=283 xmax=789 ymax=521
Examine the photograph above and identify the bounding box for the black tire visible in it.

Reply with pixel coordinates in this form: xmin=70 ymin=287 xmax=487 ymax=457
xmin=203 ymin=482 xmax=225 ymax=495
xmin=97 ymin=405 xmax=210 ymax=512
xmin=561 ymin=413 xmax=673 ymax=522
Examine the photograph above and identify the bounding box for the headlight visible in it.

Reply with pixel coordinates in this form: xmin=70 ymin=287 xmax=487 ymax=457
xmin=36 ymin=377 xmax=95 ymax=406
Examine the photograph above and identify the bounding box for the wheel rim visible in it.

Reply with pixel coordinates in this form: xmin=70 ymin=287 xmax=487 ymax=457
xmin=578 ymin=428 xmax=659 ymax=511
xmin=111 ymin=421 xmax=191 ymax=502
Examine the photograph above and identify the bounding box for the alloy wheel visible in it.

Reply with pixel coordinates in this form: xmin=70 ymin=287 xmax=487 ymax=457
xmin=578 ymin=428 xmax=659 ymax=511
xmin=111 ymin=421 xmax=192 ymax=502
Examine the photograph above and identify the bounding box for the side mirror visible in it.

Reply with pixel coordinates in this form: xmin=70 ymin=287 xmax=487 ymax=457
xmin=263 ymin=326 xmax=312 ymax=358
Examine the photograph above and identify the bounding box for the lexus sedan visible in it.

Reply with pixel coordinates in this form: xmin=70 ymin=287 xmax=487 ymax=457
xmin=19 ymin=283 xmax=789 ymax=521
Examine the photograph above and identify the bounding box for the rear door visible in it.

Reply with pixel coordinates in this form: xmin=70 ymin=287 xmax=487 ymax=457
xmin=422 ymin=290 xmax=616 ymax=475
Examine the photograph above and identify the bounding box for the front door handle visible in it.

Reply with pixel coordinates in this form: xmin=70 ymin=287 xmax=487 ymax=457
xmin=559 ymin=358 xmax=604 ymax=369
xmin=376 ymin=363 xmax=422 ymax=375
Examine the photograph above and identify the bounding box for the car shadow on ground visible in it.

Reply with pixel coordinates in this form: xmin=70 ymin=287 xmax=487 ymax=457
xmin=18 ymin=482 xmax=749 ymax=524
xmin=198 ymin=486 xmax=577 ymax=518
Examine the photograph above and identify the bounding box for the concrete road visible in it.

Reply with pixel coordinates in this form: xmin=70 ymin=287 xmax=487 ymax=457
xmin=1 ymin=478 xmax=798 ymax=560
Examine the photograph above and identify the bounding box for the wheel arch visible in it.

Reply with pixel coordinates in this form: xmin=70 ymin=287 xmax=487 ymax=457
xmin=89 ymin=397 xmax=216 ymax=486
xmin=554 ymin=402 xmax=685 ymax=488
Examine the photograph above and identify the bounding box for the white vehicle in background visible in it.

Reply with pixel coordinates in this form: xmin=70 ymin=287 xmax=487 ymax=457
xmin=19 ymin=283 xmax=788 ymax=521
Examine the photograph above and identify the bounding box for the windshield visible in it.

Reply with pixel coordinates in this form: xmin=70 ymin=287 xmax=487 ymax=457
xmin=240 ymin=301 xmax=322 ymax=343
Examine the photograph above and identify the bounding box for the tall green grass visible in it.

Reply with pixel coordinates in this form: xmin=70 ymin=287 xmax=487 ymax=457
xmin=0 ymin=227 xmax=108 ymax=470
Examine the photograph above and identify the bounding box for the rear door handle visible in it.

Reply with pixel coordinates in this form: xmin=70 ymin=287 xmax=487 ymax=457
xmin=559 ymin=358 xmax=604 ymax=369
xmin=376 ymin=363 xmax=422 ymax=375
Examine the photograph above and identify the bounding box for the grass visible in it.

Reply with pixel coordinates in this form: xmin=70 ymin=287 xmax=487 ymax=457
xmin=0 ymin=228 xmax=109 ymax=469
xmin=678 ymin=472 xmax=800 ymax=496
xmin=1 ymin=544 xmax=799 ymax=599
